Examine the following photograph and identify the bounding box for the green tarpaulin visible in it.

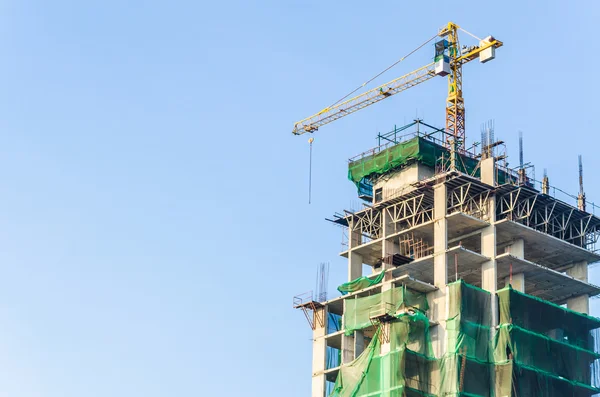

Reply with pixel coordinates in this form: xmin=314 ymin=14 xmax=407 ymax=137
xmin=343 ymin=286 xmax=429 ymax=335
xmin=338 ymin=272 xmax=385 ymax=295
xmin=348 ymin=137 xmax=480 ymax=186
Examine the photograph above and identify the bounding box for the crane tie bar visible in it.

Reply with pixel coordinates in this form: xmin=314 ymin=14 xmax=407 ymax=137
xmin=327 ymin=33 xmax=440 ymax=110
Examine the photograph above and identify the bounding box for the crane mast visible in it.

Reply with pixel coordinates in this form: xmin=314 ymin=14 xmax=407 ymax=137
xmin=292 ymin=22 xmax=502 ymax=152
xmin=441 ymin=23 xmax=465 ymax=148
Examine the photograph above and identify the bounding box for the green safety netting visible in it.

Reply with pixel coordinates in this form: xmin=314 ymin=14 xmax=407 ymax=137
xmin=446 ymin=280 xmax=491 ymax=361
xmin=495 ymin=285 xmax=600 ymax=396
xmin=494 ymin=324 xmax=600 ymax=384
xmin=338 ymin=271 xmax=385 ymax=295
xmin=331 ymin=314 xmax=435 ymax=397
xmin=343 ymin=286 xmax=429 ymax=335
xmin=498 ymin=285 xmax=600 ymax=349
xmin=330 ymin=280 xmax=600 ymax=397
xmin=439 ymin=280 xmax=493 ymax=396
xmin=347 ymin=137 xmax=480 ymax=186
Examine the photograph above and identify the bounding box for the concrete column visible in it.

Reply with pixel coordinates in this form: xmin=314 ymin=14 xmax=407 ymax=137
xmin=481 ymin=157 xmax=496 ymax=187
xmin=430 ymin=182 xmax=447 ymax=357
xmin=381 ymin=209 xmax=399 ymax=291
xmin=354 ymin=330 xmax=365 ymax=358
xmin=375 ymin=209 xmax=395 ymax=395
xmin=504 ymin=239 xmax=525 ymax=292
xmin=508 ymin=272 xmax=524 ymax=292
xmin=480 ymin=157 xmax=498 ymax=327
xmin=341 ymin=334 xmax=355 ymax=364
xmin=433 ymin=183 xmax=448 ymax=288
xmin=341 ymin=300 xmax=355 ymax=365
xmin=377 ymin=210 xmax=396 ymax=397
xmin=379 ymin=323 xmax=392 ymax=397
xmin=348 ymin=225 xmax=363 ymax=282
xmin=567 ymin=261 xmax=589 ymax=314
xmin=312 ymin=306 xmax=327 ymax=397
xmin=348 ymin=252 xmax=363 ymax=282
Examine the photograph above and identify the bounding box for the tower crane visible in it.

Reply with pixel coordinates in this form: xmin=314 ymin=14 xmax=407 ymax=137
xmin=292 ymin=22 xmax=503 ymax=151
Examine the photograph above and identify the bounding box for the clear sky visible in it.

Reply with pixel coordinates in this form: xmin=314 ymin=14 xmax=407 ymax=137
xmin=0 ymin=1 xmax=598 ymax=396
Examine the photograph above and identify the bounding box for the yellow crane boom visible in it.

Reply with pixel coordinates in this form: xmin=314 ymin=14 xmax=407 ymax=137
xmin=293 ymin=62 xmax=436 ymax=135
xmin=292 ymin=22 xmax=503 ymax=151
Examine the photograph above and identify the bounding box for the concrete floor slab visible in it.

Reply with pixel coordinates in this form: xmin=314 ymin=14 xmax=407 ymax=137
xmin=339 ymin=238 xmax=383 ymax=266
xmin=495 ymin=219 xmax=600 ymax=268
xmin=325 ymin=331 xmax=343 ymax=350
xmin=390 ymin=246 xmax=490 ymax=285
xmin=321 ymin=274 xmax=437 ymax=316
xmin=391 ymin=274 xmax=437 ymax=293
xmin=496 ymin=253 xmax=600 ymax=304
xmin=386 ymin=220 xmax=435 ymax=244
xmin=324 ymin=367 xmax=339 ymax=382
xmin=447 ymin=212 xmax=489 ymax=242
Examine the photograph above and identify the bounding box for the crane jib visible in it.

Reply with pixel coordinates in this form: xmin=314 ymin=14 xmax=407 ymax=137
xmin=293 ymin=65 xmax=437 ymax=135
xmin=292 ymin=24 xmax=502 ymax=140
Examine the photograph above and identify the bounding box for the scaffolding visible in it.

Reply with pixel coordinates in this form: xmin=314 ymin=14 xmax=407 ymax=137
xmin=399 ymin=233 xmax=433 ymax=260
xmin=293 ymin=291 xmax=325 ymax=330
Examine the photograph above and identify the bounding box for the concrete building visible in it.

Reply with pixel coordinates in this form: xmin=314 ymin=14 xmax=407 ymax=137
xmin=294 ymin=121 xmax=600 ymax=396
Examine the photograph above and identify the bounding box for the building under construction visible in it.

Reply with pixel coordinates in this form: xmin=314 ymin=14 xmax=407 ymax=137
xmin=293 ymin=23 xmax=600 ymax=397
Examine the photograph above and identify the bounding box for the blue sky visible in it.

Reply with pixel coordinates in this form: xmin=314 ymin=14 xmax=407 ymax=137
xmin=0 ymin=1 xmax=598 ymax=396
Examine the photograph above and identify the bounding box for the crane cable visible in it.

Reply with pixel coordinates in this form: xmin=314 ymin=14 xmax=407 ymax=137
xmin=327 ymin=33 xmax=440 ymax=109
xmin=308 ymin=137 xmax=314 ymax=204
xmin=458 ymin=27 xmax=482 ymax=42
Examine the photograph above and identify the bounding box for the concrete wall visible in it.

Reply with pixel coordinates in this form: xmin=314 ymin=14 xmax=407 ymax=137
xmin=373 ymin=163 xmax=435 ymax=203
